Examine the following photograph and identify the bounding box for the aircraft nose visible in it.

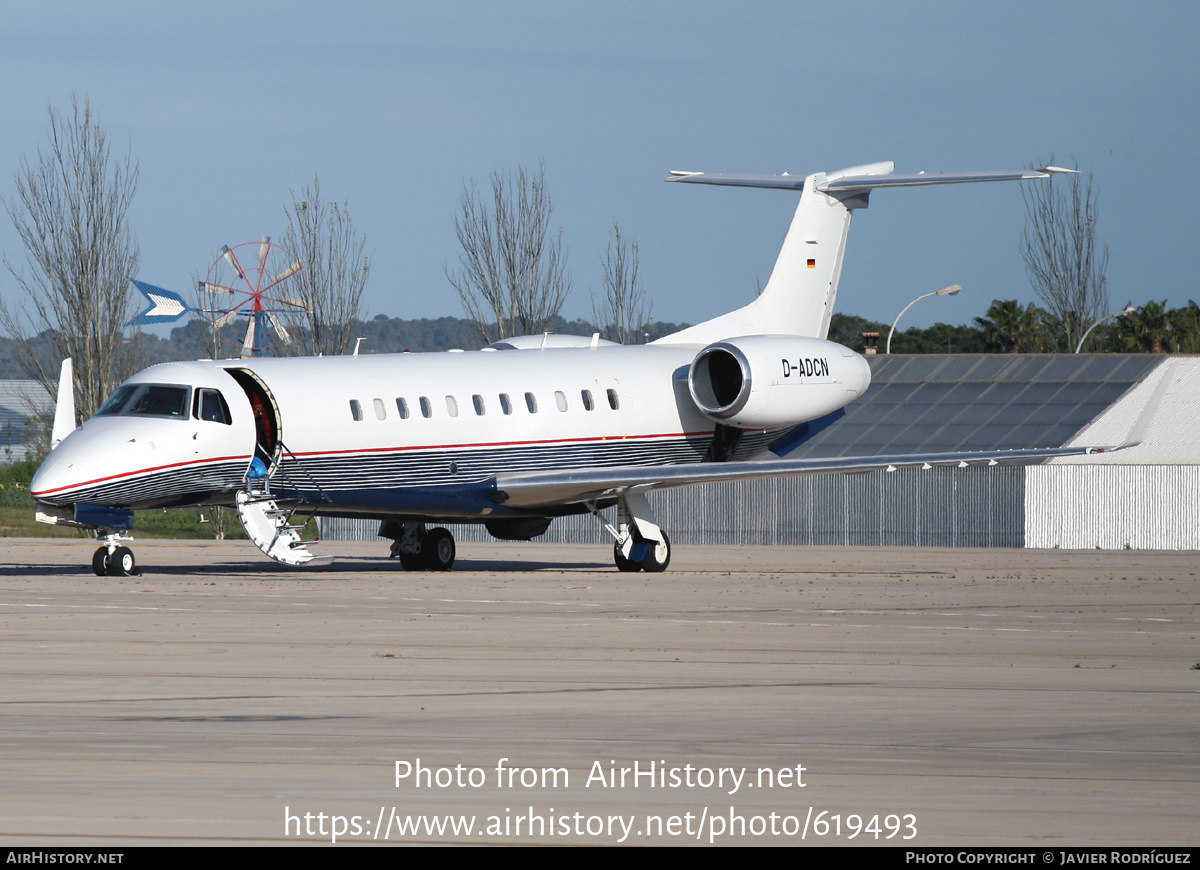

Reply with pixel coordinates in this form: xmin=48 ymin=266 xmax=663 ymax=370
xmin=30 ymin=450 xmax=76 ymax=503
xmin=30 ymin=423 xmax=125 ymax=504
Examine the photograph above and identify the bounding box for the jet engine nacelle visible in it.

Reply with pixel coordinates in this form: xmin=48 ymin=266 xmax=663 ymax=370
xmin=687 ymin=335 xmax=871 ymax=429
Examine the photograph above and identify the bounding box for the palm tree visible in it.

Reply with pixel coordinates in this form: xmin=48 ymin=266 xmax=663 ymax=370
xmin=1116 ymin=300 xmax=1171 ymax=353
xmin=1167 ymin=301 xmax=1200 ymax=353
xmin=974 ymin=300 xmax=1047 ymax=353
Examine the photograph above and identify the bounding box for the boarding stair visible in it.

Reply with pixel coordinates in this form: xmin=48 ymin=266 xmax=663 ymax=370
xmin=235 ymin=441 xmax=332 ymax=567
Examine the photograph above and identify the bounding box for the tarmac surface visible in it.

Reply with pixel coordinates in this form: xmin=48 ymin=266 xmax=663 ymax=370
xmin=0 ymin=537 xmax=1197 ymax=846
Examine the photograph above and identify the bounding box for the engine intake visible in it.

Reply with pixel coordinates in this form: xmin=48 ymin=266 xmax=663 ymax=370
xmin=688 ymin=335 xmax=870 ymax=429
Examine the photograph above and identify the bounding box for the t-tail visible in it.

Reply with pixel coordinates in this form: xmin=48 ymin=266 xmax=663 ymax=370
xmin=654 ymin=161 xmax=1074 ymax=346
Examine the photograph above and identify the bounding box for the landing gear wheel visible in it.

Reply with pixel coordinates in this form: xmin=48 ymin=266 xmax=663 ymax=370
xmin=614 ymin=541 xmax=642 ymax=572
xmin=423 ymin=527 xmax=455 ymax=571
xmin=92 ymin=547 xmax=109 ymax=577
xmin=639 ymin=533 xmax=671 ymax=573
xmin=398 ymin=551 xmax=424 ymax=572
xmin=106 ymin=546 xmax=137 ymax=576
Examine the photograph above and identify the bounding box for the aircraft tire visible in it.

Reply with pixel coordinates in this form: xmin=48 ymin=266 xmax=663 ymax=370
xmin=424 ymin=528 xmax=455 ymax=571
xmin=106 ymin=546 xmax=137 ymax=577
xmin=613 ymin=542 xmax=642 ymax=572
xmin=92 ymin=547 xmax=109 ymax=577
xmin=639 ymin=533 xmax=671 ymax=573
xmin=398 ymin=551 xmax=424 ymax=571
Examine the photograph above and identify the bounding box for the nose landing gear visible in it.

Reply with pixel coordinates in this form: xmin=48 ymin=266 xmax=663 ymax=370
xmin=92 ymin=534 xmax=139 ymax=576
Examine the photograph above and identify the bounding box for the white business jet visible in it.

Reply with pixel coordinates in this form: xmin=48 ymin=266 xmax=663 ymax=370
xmin=31 ymin=160 xmax=1113 ymax=576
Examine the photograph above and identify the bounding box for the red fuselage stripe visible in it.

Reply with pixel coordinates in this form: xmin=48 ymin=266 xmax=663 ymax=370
xmin=31 ymin=431 xmax=713 ymax=497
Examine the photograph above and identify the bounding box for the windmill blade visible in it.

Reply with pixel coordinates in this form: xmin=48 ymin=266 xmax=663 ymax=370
xmin=221 ymin=246 xmax=245 ymax=281
xmin=241 ymin=316 xmax=257 ymax=358
xmin=261 ymin=261 xmax=305 ymax=294
xmin=257 ymin=236 xmax=271 ymax=272
xmin=200 ymin=280 xmax=235 ymax=296
xmin=279 ymin=296 xmax=310 ymax=309
xmin=266 ymin=311 xmax=292 ymax=344
xmin=213 ymin=307 xmax=242 ymax=329
xmin=276 ymin=260 xmax=303 ymax=281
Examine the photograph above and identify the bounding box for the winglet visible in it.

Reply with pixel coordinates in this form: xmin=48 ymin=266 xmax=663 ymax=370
xmin=1113 ymin=360 xmax=1174 ymax=450
xmin=50 ymin=358 xmax=76 ymax=449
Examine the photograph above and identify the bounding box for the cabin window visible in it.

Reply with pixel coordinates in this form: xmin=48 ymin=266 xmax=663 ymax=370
xmin=607 ymin=388 xmax=620 ymax=410
xmin=194 ymin=388 xmax=232 ymax=425
xmin=499 ymin=393 xmax=513 ymax=415
xmin=581 ymin=389 xmax=594 ymax=411
xmin=396 ymin=398 xmax=410 ymax=419
xmin=445 ymin=395 xmax=458 ymax=417
xmin=525 ymin=392 xmax=538 ymax=413
xmin=419 ymin=396 xmax=432 ymax=418
xmin=373 ymin=398 xmax=386 ymax=420
xmin=349 ymin=399 xmax=363 ymax=421
xmin=472 ymin=394 xmax=485 ymax=415
xmin=555 ymin=390 xmax=568 ymax=412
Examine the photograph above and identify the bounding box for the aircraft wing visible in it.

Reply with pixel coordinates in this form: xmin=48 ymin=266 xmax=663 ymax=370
xmin=489 ymin=444 xmax=1120 ymax=509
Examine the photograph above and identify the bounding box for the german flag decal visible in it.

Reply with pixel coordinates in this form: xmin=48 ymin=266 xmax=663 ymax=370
xmin=806 ymin=258 xmax=816 ymax=268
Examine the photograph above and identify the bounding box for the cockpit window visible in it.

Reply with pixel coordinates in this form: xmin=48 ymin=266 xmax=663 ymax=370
xmin=119 ymin=385 xmax=190 ymax=419
xmin=193 ymin=388 xmax=232 ymax=425
xmin=95 ymin=385 xmax=137 ymax=416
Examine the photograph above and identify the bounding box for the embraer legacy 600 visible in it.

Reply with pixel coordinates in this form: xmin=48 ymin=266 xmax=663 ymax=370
xmin=31 ymin=161 xmax=1125 ymax=576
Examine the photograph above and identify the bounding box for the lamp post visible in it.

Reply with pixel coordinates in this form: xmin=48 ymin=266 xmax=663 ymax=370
xmin=1074 ymin=302 xmax=1136 ymax=354
xmin=886 ymin=285 xmax=961 ymax=354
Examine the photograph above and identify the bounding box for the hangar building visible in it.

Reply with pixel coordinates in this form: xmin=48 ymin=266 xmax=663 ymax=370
xmin=322 ymin=354 xmax=1196 ymax=550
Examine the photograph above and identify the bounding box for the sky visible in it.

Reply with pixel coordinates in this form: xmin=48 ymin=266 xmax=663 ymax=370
xmin=0 ymin=0 xmax=1195 ymax=338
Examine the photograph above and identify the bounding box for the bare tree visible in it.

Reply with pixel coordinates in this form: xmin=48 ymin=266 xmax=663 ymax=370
xmin=0 ymin=95 xmax=140 ymax=423
xmin=1020 ymin=159 xmax=1109 ymax=352
xmin=447 ymin=162 xmax=570 ymax=344
xmin=591 ymin=222 xmax=652 ymax=344
xmin=281 ymin=176 xmax=371 ymax=356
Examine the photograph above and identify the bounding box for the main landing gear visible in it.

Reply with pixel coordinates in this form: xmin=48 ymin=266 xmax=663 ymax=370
xmin=387 ymin=521 xmax=456 ymax=571
xmin=92 ymin=532 xmax=139 ymax=576
xmin=591 ymin=489 xmax=672 ymax=573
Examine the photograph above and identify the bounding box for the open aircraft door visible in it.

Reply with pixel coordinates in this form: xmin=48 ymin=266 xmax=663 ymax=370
xmin=224 ymin=367 xmax=283 ymax=469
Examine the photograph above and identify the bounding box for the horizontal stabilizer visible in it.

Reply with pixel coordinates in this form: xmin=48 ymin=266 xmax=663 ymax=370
xmin=820 ymin=168 xmax=1054 ymax=192
xmin=666 ymin=171 xmax=807 ymax=190
xmin=667 ymin=166 xmax=1057 ymax=194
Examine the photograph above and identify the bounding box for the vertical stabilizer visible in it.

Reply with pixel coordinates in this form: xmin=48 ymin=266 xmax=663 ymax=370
xmin=653 ymin=162 xmax=1054 ymax=346
xmin=654 ymin=162 xmax=892 ymax=345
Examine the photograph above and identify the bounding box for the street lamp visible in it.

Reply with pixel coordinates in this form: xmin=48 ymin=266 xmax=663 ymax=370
xmin=1074 ymin=302 xmax=1136 ymax=354
xmin=886 ymin=285 xmax=961 ymax=354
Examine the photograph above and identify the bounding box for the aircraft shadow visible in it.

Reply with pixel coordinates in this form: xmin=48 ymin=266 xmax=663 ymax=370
xmin=0 ymin=558 xmax=611 ymax=577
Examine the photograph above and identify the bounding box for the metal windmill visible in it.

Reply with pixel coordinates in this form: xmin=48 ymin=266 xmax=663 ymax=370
xmin=199 ymin=237 xmax=307 ymax=358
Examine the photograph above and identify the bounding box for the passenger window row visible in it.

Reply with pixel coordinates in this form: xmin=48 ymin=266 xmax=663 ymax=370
xmin=350 ymin=388 xmax=620 ymax=421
